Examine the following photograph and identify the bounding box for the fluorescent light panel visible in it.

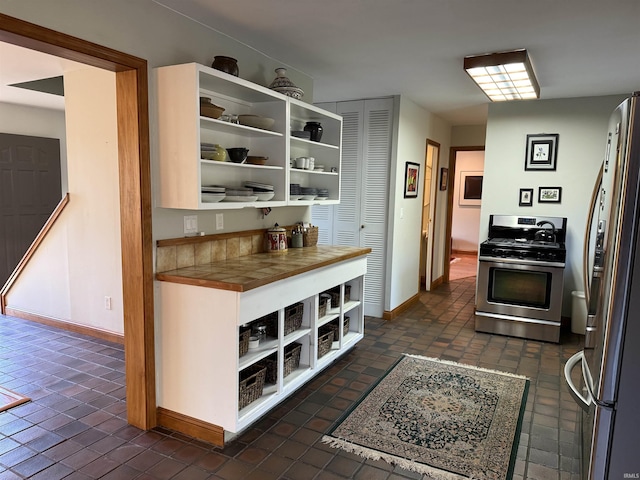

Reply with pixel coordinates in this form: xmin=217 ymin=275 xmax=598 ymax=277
xmin=464 ymin=49 xmax=540 ymax=101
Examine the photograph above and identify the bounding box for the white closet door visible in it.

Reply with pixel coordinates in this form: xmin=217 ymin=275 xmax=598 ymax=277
xmin=313 ymin=98 xmax=392 ymax=318
xmin=360 ymin=98 xmax=392 ymax=317
xmin=334 ymin=101 xmax=364 ymax=247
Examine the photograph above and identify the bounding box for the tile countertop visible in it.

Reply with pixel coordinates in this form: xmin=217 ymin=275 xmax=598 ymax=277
xmin=155 ymin=245 xmax=372 ymax=292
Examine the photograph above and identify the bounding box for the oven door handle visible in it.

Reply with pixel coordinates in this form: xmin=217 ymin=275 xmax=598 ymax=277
xmin=564 ymin=350 xmax=592 ymax=411
xmin=478 ymin=256 xmax=565 ymax=268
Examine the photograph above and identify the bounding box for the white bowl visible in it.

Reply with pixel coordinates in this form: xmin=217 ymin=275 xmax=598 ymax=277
xmin=238 ymin=115 xmax=275 ymax=130
xmin=248 ymin=337 xmax=260 ymax=349
xmin=255 ymin=192 xmax=275 ymax=201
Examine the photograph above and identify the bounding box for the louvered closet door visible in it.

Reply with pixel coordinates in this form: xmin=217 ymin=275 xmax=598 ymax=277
xmin=359 ymin=99 xmax=392 ymax=317
xmin=333 ymin=101 xmax=364 ymax=247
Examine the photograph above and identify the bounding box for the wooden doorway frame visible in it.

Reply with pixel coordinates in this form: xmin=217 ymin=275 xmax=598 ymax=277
xmin=420 ymin=139 xmax=441 ymax=290
xmin=444 ymin=145 xmax=484 ymax=283
xmin=0 ymin=13 xmax=156 ymax=430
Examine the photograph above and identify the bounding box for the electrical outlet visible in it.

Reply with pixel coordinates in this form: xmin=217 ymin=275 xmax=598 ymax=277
xmin=216 ymin=213 xmax=224 ymax=230
xmin=184 ymin=215 xmax=198 ymax=234
xmin=105 ymin=296 xmax=112 ymax=310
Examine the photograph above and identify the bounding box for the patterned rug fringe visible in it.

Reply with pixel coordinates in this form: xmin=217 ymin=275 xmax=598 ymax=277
xmin=404 ymin=353 xmax=530 ymax=381
xmin=321 ymin=436 xmax=469 ymax=479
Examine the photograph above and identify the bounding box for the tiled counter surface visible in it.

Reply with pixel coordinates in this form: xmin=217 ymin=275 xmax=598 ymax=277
xmin=155 ymin=245 xmax=372 ymax=292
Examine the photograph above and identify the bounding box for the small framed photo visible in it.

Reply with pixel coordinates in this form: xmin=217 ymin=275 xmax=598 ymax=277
xmin=538 ymin=186 xmax=562 ymax=203
xmin=459 ymin=171 xmax=483 ymax=206
xmin=519 ymin=188 xmax=534 ymax=207
xmin=525 ymin=133 xmax=559 ymax=171
xmin=439 ymin=167 xmax=448 ymax=191
xmin=404 ymin=162 xmax=420 ymax=198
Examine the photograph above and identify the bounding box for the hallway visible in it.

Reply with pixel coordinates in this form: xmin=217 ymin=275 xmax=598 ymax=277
xmin=0 ymin=278 xmax=582 ymax=479
xmin=449 ymin=251 xmax=478 ymax=281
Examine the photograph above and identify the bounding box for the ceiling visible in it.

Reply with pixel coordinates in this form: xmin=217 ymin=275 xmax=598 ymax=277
xmin=3 ymin=1 xmax=640 ymax=125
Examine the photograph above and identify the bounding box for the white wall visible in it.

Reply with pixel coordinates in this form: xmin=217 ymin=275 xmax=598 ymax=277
xmin=452 ymin=151 xmax=484 ymax=252
xmin=7 ymin=67 xmax=124 ymax=334
xmin=0 ymin=102 xmax=68 ymax=192
xmin=483 ymin=94 xmax=627 ymax=316
xmin=386 ymin=96 xmax=451 ymax=311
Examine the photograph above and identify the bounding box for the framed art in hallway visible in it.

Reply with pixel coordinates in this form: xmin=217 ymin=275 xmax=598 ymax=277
xmin=439 ymin=167 xmax=448 ymax=191
xmin=525 ymin=133 xmax=559 ymax=171
xmin=459 ymin=171 xmax=483 ymax=206
xmin=538 ymin=186 xmax=562 ymax=203
xmin=404 ymin=162 xmax=420 ymax=198
xmin=519 ymin=188 xmax=534 ymax=206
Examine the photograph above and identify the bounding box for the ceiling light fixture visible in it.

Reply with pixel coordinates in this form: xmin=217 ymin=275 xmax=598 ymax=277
xmin=464 ymin=49 xmax=540 ymax=102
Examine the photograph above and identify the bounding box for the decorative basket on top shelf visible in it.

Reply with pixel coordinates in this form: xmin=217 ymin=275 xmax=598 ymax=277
xmin=303 ymin=227 xmax=318 ymax=247
xmin=238 ymin=364 xmax=266 ymax=410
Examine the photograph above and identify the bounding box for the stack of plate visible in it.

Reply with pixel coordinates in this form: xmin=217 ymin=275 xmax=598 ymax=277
xmin=300 ymin=187 xmax=317 ymax=201
xmin=223 ymin=187 xmax=258 ymax=202
xmin=201 ymin=185 xmax=226 ymax=203
xmin=200 ymin=143 xmax=226 ymax=161
xmin=316 ymin=188 xmax=329 ymax=200
xmin=314 ymin=164 xmax=325 ymax=172
xmin=244 ymin=181 xmax=275 ymax=201
xmin=290 ymin=183 xmax=301 ymax=200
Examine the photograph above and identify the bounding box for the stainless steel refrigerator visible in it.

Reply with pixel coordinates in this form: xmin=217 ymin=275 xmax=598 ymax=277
xmin=564 ymin=93 xmax=640 ymax=478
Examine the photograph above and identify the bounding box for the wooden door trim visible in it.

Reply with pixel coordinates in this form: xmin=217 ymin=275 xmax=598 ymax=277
xmin=0 ymin=13 xmax=156 ymax=429
xmin=444 ymin=146 xmax=484 ymax=284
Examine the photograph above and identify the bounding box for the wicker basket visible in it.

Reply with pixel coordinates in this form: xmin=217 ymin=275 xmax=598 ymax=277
xmin=265 ymin=303 xmax=303 ymax=338
xmin=239 ymin=328 xmax=251 ymax=357
xmin=318 ymin=296 xmax=328 ymax=318
xmin=325 ymin=285 xmax=351 ymax=307
xmin=238 ymin=364 xmax=266 ymax=410
xmin=263 ymin=342 xmax=302 ymax=383
xmin=317 ymin=328 xmax=334 ymax=358
xmin=303 ymin=227 xmax=318 ymax=247
xmin=326 ymin=316 xmax=350 ymax=339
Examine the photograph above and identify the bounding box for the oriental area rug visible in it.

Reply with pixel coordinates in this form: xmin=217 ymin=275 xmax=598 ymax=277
xmin=0 ymin=385 xmax=30 ymax=413
xmin=323 ymin=354 xmax=528 ymax=480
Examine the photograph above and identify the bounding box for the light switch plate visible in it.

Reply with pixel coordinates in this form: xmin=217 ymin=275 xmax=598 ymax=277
xmin=184 ymin=215 xmax=198 ymax=234
xmin=216 ymin=213 xmax=224 ymax=230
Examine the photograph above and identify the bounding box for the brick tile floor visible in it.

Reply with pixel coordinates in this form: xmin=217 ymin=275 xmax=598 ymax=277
xmin=0 ymin=276 xmax=583 ymax=479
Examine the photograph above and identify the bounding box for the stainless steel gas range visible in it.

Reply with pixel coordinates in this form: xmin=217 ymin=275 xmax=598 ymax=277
xmin=475 ymin=215 xmax=567 ymax=343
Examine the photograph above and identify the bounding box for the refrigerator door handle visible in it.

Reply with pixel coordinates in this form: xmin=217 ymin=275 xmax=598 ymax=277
xmin=583 ymin=163 xmax=603 ymax=307
xmin=564 ymin=351 xmax=592 ymax=411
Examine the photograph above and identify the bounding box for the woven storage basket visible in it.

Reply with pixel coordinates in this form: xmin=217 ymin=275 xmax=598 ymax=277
xmin=263 ymin=342 xmax=302 ymax=384
xmin=326 ymin=316 xmax=350 ymax=339
xmin=239 ymin=328 xmax=251 ymax=357
xmin=303 ymin=227 xmax=318 ymax=247
xmin=265 ymin=303 xmax=303 ymax=338
xmin=325 ymin=285 xmax=351 ymax=307
xmin=317 ymin=328 xmax=334 ymax=358
xmin=238 ymin=364 xmax=266 ymax=410
xmin=318 ymin=296 xmax=328 ymax=318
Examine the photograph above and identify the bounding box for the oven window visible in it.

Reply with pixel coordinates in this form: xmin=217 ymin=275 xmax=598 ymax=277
xmin=489 ymin=268 xmax=551 ymax=309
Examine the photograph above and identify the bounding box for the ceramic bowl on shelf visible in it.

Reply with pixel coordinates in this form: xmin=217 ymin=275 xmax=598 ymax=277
xmin=199 ymin=98 xmax=225 ymax=119
xmin=245 ymin=156 xmax=269 ymax=165
xmin=226 ymin=147 xmax=249 ymax=163
xmin=238 ymin=115 xmax=275 ymax=130
xmin=255 ymin=192 xmax=275 ymax=202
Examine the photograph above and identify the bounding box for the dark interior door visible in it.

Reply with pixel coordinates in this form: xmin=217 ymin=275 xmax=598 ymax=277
xmin=0 ymin=133 xmax=62 ymax=286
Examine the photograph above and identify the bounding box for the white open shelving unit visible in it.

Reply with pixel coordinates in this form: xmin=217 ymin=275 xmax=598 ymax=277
xmin=156 ymin=254 xmax=366 ymax=437
xmin=155 ymin=62 xmax=342 ymax=210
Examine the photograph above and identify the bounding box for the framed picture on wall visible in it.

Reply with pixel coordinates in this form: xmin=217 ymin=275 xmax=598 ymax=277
xmin=525 ymin=133 xmax=559 ymax=171
xmin=404 ymin=162 xmax=420 ymax=198
xmin=439 ymin=168 xmax=448 ymax=191
xmin=519 ymin=188 xmax=534 ymax=207
xmin=459 ymin=171 xmax=483 ymax=206
xmin=538 ymin=186 xmax=562 ymax=203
